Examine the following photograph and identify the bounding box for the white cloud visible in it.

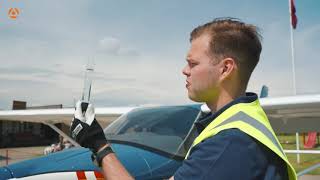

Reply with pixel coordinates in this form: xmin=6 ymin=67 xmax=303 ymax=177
xmin=99 ymin=37 xmax=121 ymax=54
xmin=98 ymin=36 xmax=140 ymax=56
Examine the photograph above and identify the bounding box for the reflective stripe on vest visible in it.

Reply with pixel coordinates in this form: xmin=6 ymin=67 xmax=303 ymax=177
xmin=212 ymin=111 xmax=285 ymax=156
xmin=186 ymin=100 xmax=297 ymax=180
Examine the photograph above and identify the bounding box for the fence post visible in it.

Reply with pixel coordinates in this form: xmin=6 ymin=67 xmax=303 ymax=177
xmin=6 ymin=149 xmax=8 ymax=165
xmin=296 ymin=132 xmax=300 ymax=164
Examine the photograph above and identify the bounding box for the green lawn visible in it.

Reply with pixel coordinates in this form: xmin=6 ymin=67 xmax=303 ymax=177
xmin=278 ymin=134 xmax=320 ymax=175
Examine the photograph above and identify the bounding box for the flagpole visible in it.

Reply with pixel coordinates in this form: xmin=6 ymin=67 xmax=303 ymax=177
xmin=289 ymin=0 xmax=297 ymax=96
xmin=289 ymin=0 xmax=300 ymax=164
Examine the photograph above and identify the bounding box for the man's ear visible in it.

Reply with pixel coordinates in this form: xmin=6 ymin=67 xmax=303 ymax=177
xmin=219 ymin=58 xmax=236 ymax=81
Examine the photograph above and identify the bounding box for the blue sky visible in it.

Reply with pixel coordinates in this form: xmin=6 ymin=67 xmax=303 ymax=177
xmin=0 ymin=0 xmax=319 ymax=109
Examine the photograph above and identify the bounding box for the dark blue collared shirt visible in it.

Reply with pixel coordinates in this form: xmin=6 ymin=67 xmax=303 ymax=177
xmin=174 ymin=93 xmax=288 ymax=180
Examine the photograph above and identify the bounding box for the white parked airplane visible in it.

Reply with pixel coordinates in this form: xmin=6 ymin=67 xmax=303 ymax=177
xmin=1 ymin=92 xmax=320 ymax=178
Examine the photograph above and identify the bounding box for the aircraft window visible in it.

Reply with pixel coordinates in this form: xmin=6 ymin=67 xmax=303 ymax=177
xmin=104 ymin=106 xmax=199 ymax=158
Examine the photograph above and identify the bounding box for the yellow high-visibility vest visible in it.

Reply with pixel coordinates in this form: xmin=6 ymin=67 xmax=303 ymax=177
xmin=186 ymin=99 xmax=297 ymax=180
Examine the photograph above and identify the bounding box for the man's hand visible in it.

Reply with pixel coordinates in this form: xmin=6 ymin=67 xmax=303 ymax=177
xmin=70 ymin=101 xmax=108 ymax=153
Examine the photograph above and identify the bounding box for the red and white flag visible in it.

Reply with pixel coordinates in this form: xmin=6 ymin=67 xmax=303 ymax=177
xmin=290 ymin=0 xmax=298 ymax=29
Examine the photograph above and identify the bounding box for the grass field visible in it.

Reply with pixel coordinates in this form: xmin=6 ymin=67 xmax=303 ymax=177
xmin=278 ymin=134 xmax=320 ymax=175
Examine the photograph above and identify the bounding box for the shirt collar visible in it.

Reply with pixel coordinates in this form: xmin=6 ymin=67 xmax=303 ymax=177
xmin=194 ymin=92 xmax=258 ymax=133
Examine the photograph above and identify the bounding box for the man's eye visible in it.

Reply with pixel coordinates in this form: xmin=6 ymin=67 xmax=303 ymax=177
xmin=189 ymin=63 xmax=197 ymax=67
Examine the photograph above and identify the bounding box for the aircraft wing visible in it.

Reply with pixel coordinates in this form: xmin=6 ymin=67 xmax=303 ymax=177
xmin=0 ymin=107 xmax=135 ymax=126
xmin=0 ymin=107 xmax=136 ymax=147
xmin=1 ymin=94 xmax=319 ymax=133
xmin=260 ymin=94 xmax=320 ymax=133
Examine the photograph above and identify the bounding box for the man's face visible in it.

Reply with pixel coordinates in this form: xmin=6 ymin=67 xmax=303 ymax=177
xmin=182 ymin=34 xmax=222 ymax=102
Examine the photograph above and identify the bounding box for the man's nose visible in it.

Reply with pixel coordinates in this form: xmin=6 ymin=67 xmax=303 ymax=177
xmin=182 ymin=65 xmax=190 ymax=76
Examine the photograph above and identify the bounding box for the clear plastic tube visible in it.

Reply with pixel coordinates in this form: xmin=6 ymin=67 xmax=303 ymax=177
xmin=82 ymin=59 xmax=94 ymax=102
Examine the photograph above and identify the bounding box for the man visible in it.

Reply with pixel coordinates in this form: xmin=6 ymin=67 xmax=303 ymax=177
xmin=71 ymin=18 xmax=297 ymax=180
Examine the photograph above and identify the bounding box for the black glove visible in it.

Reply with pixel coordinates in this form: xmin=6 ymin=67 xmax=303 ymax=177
xmin=70 ymin=101 xmax=108 ymax=153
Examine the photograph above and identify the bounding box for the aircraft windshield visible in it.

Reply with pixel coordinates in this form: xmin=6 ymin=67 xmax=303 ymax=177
xmin=104 ymin=106 xmax=200 ymax=159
